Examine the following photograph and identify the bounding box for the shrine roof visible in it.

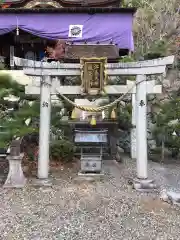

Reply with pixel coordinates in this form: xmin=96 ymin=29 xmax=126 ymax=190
xmin=0 ymin=9 xmax=136 ymax=51
xmin=0 ymin=0 xmax=120 ymax=7
xmin=65 ymin=44 xmax=120 ymax=60
xmin=0 ymin=7 xmax=136 ymax=14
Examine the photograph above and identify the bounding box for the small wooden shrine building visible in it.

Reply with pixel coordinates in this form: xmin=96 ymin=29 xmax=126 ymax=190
xmin=0 ymin=0 xmax=136 ymax=67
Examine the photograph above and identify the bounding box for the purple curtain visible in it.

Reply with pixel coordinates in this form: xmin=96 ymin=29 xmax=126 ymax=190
xmin=0 ymin=13 xmax=134 ymax=50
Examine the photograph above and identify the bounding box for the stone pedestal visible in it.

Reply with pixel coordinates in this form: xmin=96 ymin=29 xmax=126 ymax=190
xmin=3 ymin=154 xmax=27 ymax=188
xmin=115 ymin=145 xmax=123 ymax=162
xmin=75 ymin=172 xmax=104 ymax=183
xmin=132 ymin=178 xmax=157 ymax=192
xmin=29 ymin=178 xmax=52 ymax=187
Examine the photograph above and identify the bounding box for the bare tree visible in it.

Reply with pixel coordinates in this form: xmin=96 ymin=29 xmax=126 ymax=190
xmin=124 ymin=0 xmax=180 ymax=56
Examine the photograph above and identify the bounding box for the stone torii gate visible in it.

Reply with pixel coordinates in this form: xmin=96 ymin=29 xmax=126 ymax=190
xmin=14 ymin=56 xmax=174 ymax=190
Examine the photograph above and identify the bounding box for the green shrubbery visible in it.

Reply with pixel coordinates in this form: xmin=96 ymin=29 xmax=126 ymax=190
xmin=50 ymin=139 xmax=76 ymax=162
xmin=151 ymin=95 xmax=180 ymax=158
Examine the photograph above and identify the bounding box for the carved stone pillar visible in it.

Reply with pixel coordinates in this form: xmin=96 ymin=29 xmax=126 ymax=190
xmin=4 ymin=153 xmax=27 ymax=188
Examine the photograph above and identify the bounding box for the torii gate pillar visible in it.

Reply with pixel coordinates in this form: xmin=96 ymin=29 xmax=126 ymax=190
xmin=132 ymin=74 xmax=156 ymax=190
xmin=38 ymin=76 xmax=51 ymax=179
xmin=136 ymin=75 xmax=148 ymax=178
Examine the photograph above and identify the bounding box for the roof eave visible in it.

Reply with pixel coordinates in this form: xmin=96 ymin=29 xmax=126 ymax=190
xmin=0 ymin=0 xmax=120 ymax=7
xmin=0 ymin=7 xmax=137 ymax=14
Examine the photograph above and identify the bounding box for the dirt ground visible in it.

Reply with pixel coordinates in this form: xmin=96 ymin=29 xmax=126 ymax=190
xmin=0 ymin=157 xmax=180 ymax=240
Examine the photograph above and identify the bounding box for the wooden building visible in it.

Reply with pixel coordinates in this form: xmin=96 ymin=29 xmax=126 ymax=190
xmin=0 ymin=4 xmax=136 ymax=67
xmin=0 ymin=0 xmax=120 ymax=8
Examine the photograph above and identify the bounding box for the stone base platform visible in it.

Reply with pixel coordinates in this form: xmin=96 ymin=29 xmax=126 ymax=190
xmin=74 ymin=171 xmax=105 ymax=182
xmin=132 ymin=178 xmax=158 ymax=192
xmin=29 ymin=178 xmax=53 ymax=187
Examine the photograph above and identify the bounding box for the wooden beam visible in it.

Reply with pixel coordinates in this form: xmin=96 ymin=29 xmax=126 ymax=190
xmin=14 ymin=57 xmax=80 ymax=69
xmin=23 ymin=65 xmax=166 ymax=76
xmin=25 ymin=81 xmax=162 ymax=95
xmin=25 ymin=85 xmax=82 ymax=95
xmin=126 ymin=80 xmax=162 ymax=94
xmin=23 ymin=68 xmax=80 ymax=76
xmin=146 ymin=82 xmax=162 ymax=94
xmin=108 ymin=55 xmax=174 ymax=69
xmin=14 ymin=55 xmax=174 ymax=69
xmin=107 ymin=66 xmax=166 ymax=75
xmin=106 ymin=84 xmax=162 ymax=94
xmin=29 ymin=78 xmax=161 ymax=93
xmin=0 ymin=71 xmax=162 ymax=91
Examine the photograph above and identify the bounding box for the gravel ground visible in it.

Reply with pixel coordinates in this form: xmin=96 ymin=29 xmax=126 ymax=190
xmin=0 ymin=158 xmax=180 ymax=240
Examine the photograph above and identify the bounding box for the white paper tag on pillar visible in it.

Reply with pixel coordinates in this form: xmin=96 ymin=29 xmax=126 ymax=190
xmin=68 ymin=25 xmax=83 ymax=38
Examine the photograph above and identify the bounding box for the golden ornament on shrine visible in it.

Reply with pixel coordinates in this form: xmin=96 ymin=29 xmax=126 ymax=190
xmin=80 ymin=57 xmax=107 ymax=95
xmin=110 ymin=109 xmax=116 ymax=119
xmin=71 ymin=108 xmax=76 ymax=119
xmin=90 ymin=116 xmax=96 ymax=125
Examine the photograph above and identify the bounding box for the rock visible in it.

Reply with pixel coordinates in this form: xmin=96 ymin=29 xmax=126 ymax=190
xmin=120 ymin=101 xmax=126 ymax=107
xmin=148 ymin=121 xmax=156 ymax=131
xmin=147 ymin=104 xmax=151 ymax=113
xmin=115 ymin=153 xmax=122 ymax=162
xmin=118 ymin=130 xmax=130 ymax=153
xmin=147 ymin=94 xmax=156 ymax=101
xmin=22 ymin=165 xmax=29 ymax=173
xmin=117 ymin=146 xmax=124 ymax=153
xmin=147 ymin=130 xmax=153 ymax=140
xmin=160 ymin=189 xmax=180 ymax=206
xmin=148 ymin=140 xmax=156 ymax=150
xmin=168 ymin=119 xmax=179 ymax=126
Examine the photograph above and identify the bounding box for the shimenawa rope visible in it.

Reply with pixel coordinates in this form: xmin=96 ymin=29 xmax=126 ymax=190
xmin=41 ymin=79 xmax=144 ymax=112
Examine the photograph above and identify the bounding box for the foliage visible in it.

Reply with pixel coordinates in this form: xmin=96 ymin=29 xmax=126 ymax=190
xmin=0 ymin=63 xmax=5 ymax=70
xmin=50 ymin=139 xmax=76 ymax=161
xmin=121 ymin=0 xmax=180 ymax=157
xmin=26 ymin=149 xmax=36 ymax=162
xmin=152 ymin=95 xmax=180 ymax=154
xmin=0 ymin=73 xmax=39 ymax=147
xmin=0 ymin=73 xmax=61 ymax=148
xmin=119 ymin=55 xmax=135 ymax=63
xmin=0 ymin=71 xmax=76 ymax=162
xmin=143 ymin=40 xmax=168 ymax=59
xmin=116 ymin=102 xmax=132 ymax=130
